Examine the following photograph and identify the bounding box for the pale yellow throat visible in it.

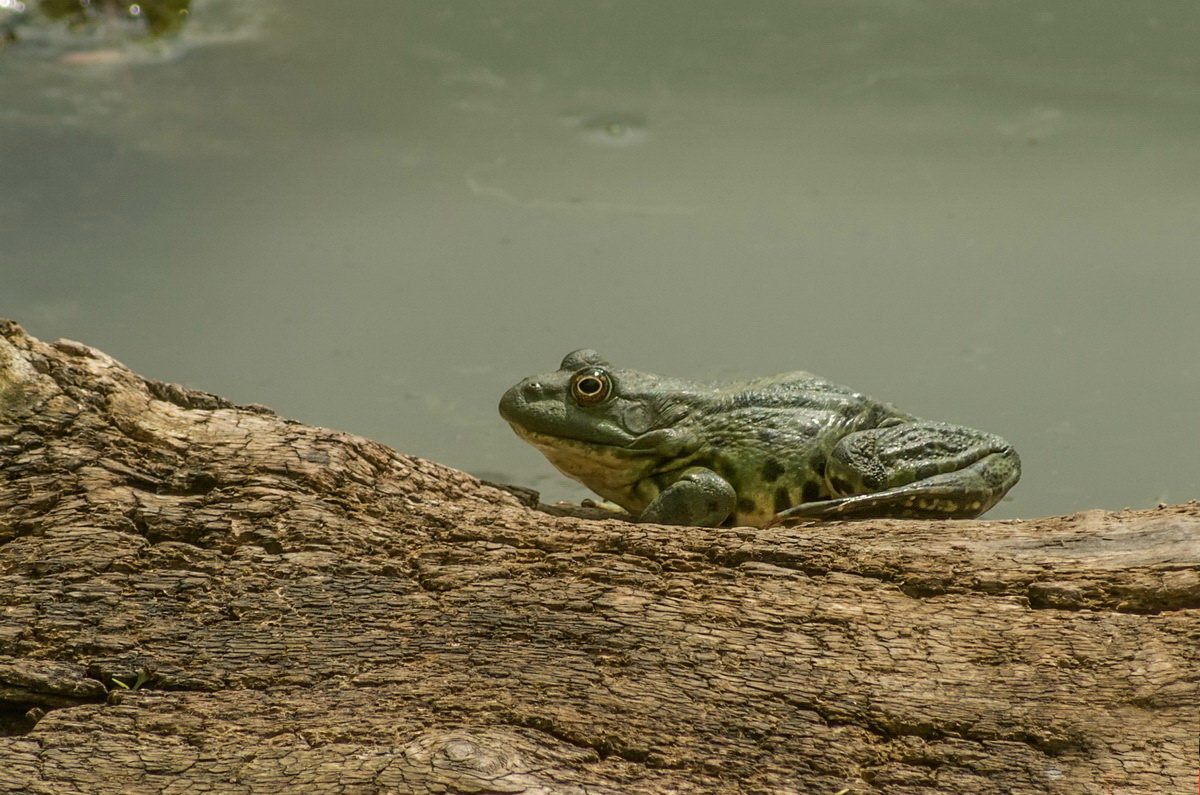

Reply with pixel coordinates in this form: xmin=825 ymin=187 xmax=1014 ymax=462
xmin=510 ymin=425 xmax=649 ymax=511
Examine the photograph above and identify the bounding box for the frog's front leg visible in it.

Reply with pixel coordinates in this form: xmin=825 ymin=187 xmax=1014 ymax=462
xmin=775 ymin=421 xmax=1020 ymax=523
xmin=639 ymin=467 xmax=736 ymax=527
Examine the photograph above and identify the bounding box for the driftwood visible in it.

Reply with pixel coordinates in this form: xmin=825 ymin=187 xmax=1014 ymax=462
xmin=0 ymin=318 xmax=1196 ymax=794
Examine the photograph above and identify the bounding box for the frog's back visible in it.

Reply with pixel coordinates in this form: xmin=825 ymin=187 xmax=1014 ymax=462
xmin=676 ymin=372 xmax=911 ymax=526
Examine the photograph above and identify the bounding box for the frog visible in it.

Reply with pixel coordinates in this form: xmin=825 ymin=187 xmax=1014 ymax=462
xmin=498 ymin=350 xmax=1020 ymax=528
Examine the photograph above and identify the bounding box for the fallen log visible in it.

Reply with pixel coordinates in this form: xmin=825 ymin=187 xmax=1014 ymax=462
xmin=0 ymin=319 xmax=1196 ymax=793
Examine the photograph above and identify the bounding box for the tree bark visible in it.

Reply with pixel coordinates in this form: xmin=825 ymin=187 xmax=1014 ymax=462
xmin=0 ymin=318 xmax=1196 ymax=794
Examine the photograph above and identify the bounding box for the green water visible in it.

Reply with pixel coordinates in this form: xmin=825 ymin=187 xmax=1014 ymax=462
xmin=3 ymin=0 xmax=1199 ymax=519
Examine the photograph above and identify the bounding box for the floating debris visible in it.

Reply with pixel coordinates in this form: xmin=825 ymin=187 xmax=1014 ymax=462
xmin=561 ymin=112 xmax=652 ymax=148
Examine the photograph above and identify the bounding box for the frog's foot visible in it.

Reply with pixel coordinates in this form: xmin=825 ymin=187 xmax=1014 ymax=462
xmin=773 ymin=471 xmax=1004 ymax=523
xmin=774 ymin=421 xmax=1020 ymax=524
xmin=580 ymin=498 xmax=628 ymax=514
xmin=638 ymin=467 xmax=736 ymax=528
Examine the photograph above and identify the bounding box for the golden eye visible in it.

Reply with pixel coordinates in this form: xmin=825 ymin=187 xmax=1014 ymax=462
xmin=571 ymin=368 xmax=611 ymax=405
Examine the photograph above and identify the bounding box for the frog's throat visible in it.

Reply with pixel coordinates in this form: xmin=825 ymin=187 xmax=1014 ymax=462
xmin=508 ymin=424 xmax=655 ymax=505
xmin=506 ymin=423 xmax=644 ymax=457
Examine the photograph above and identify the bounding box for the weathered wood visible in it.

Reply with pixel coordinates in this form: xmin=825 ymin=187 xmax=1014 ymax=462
xmin=0 ymin=318 xmax=1196 ymax=793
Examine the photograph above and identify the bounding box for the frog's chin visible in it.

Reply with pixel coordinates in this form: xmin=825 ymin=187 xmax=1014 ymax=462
xmin=506 ymin=424 xmax=650 ymax=509
xmin=505 ymin=423 xmax=637 ymax=455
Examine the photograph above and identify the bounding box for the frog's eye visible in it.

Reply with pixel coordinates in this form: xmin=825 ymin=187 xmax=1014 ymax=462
xmin=570 ymin=368 xmax=612 ymax=405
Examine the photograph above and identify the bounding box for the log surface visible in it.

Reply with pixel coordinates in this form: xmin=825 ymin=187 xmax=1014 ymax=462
xmin=0 ymin=319 xmax=1197 ymax=793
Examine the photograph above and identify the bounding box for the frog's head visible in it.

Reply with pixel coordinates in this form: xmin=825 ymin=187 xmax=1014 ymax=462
xmin=499 ymin=350 xmax=699 ymax=497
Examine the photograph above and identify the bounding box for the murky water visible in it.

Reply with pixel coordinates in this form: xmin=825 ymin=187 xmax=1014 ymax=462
xmin=3 ymin=0 xmax=1199 ymax=520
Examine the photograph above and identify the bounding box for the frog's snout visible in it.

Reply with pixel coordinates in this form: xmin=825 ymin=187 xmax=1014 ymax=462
xmin=499 ymin=378 xmax=545 ymax=421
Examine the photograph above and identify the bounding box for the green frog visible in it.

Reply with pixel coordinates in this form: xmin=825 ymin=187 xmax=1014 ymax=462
xmin=499 ymin=350 xmax=1020 ymax=527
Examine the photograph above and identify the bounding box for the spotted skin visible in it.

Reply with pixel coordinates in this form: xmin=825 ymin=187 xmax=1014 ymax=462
xmin=499 ymin=350 xmax=1020 ymax=528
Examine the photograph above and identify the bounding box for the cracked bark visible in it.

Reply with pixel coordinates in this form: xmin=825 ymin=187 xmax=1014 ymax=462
xmin=0 ymin=318 xmax=1197 ymax=794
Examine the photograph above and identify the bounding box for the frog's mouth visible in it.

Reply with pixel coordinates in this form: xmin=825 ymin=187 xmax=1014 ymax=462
xmin=499 ymin=382 xmax=642 ymax=448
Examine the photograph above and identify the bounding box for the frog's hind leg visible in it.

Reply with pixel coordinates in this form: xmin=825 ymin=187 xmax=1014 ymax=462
xmin=775 ymin=421 xmax=1020 ymax=522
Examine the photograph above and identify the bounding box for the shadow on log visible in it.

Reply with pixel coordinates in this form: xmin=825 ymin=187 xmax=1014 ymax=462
xmin=0 ymin=319 xmax=1197 ymax=793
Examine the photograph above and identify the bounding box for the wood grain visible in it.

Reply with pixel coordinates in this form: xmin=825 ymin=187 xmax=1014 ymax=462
xmin=1 ymin=319 xmax=1196 ymax=793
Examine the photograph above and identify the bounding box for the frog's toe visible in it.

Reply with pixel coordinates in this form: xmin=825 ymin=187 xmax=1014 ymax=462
xmin=580 ymin=498 xmax=625 ymax=513
xmin=771 ymin=499 xmax=847 ymax=524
